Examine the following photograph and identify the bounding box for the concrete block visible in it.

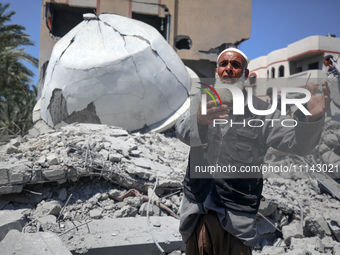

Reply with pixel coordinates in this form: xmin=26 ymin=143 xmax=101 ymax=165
xmin=261 ymin=246 xmax=285 ymax=255
xmin=305 ymin=216 xmax=331 ymax=238
xmin=125 ymin=165 xmax=153 ymax=180
xmin=290 ymin=237 xmax=324 ymax=253
xmin=334 ymin=244 xmax=340 ymax=255
xmin=139 ymin=202 xmax=167 ymax=217
xmin=323 ymin=134 xmax=339 ymax=147
xmin=321 ymin=236 xmax=338 ymax=249
xmin=110 ymin=129 xmax=129 ymax=137
xmin=113 ymin=205 xmax=138 ymax=218
xmin=58 ymin=187 xmax=68 ymax=201
xmin=109 ymin=153 xmax=122 ymax=162
xmin=0 ymin=168 xmax=8 ymax=185
xmin=46 ymin=153 xmax=59 ymax=165
xmin=6 ymin=144 xmax=18 ymax=154
xmin=0 ymin=229 xmax=72 ymax=255
xmin=282 ymin=221 xmax=303 ymax=245
xmin=43 ymin=166 xmax=66 ymax=180
xmin=0 ymin=184 xmax=23 ymax=194
xmin=33 ymin=201 xmax=62 ymax=218
xmin=89 ymin=208 xmax=103 ymax=219
xmin=132 ymin=158 xmax=153 ymax=169
xmin=37 ymin=155 xmax=46 ymax=164
xmin=60 ymin=216 xmax=184 ymax=255
xmin=8 ymin=171 xmax=24 ymax=184
xmin=158 ymin=179 xmax=182 ymax=188
xmin=283 ymin=249 xmax=308 ymax=255
xmin=124 ymin=197 xmax=144 ymax=207
xmin=328 ymin=220 xmax=340 ymax=242
xmin=129 ymin=150 xmax=142 ymax=156
xmin=0 ymin=209 xmax=27 ymax=241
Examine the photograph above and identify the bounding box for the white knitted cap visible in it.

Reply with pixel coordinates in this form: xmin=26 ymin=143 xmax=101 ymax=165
xmin=217 ymin=48 xmax=249 ymax=65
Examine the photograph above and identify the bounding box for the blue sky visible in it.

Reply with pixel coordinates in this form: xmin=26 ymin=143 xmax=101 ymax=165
xmin=5 ymin=0 xmax=340 ymax=86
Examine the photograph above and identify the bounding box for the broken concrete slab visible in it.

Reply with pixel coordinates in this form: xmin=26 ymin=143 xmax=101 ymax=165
xmin=0 ymin=229 xmax=72 ymax=255
xmin=33 ymin=200 xmax=62 ymax=218
xmin=60 ymin=216 xmax=184 ymax=255
xmin=39 ymin=13 xmax=190 ymax=132
xmin=305 ymin=216 xmax=331 ymax=238
xmin=290 ymin=237 xmax=325 ymax=253
xmin=328 ymin=220 xmax=340 ymax=242
xmin=282 ymin=220 xmax=304 ymax=245
xmin=0 ymin=209 xmax=27 ymax=241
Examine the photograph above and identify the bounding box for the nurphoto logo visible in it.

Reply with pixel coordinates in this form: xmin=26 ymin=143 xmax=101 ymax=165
xmin=198 ymin=82 xmax=312 ymax=128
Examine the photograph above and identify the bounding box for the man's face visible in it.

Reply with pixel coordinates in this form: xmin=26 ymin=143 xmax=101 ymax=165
xmin=323 ymin=59 xmax=332 ymax=67
xmin=215 ymin=51 xmax=249 ymax=84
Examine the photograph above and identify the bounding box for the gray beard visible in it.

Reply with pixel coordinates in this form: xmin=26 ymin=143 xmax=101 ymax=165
xmin=214 ymin=74 xmax=246 ymax=104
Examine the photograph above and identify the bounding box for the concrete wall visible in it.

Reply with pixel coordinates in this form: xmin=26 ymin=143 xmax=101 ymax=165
xmin=174 ymin=0 xmax=252 ymax=61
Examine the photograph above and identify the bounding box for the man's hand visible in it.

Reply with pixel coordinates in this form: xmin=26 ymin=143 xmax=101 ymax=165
xmin=306 ymin=81 xmax=330 ymax=122
xmin=197 ymin=100 xmax=229 ymax=125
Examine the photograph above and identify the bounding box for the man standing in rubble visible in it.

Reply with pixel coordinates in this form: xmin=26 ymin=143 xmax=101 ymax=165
xmin=176 ymin=48 xmax=330 ymax=254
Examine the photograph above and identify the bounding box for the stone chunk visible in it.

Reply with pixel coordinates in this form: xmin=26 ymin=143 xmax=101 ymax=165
xmin=323 ymin=134 xmax=339 ymax=147
xmin=6 ymin=145 xmax=18 ymax=154
xmin=108 ymin=189 xmax=122 ymax=198
xmin=90 ymin=208 xmax=103 ymax=219
xmin=109 ymin=153 xmax=122 ymax=162
xmin=0 ymin=168 xmax=8 ymax=185
xmin=125 ymin=165 xmax=153 ymax=180
xmin=322 ymin=151 xmax=340 ymax=164
xmin=305 ymin=216 xmax=331 ymax=238
xmin=0 ymin=184 xmax=23 ymax=194
xmin=328 ymin=220 xmax=340 ymax=242
xmin=0 ymin=209 xmax=27 ymax=241
xmin=261 ymin=246 xmax=285 ymax=255
xmin=334 ymin=244 xmax=340 ymax=255
xmin=58 ymin=187 xmax=68 ymax=201
xmin=110 ymin=129 xmax=129 ymax=137
xmin=132 ymin=158 xmax=153 ymax=169
xmin=321 ymin=236 xmax=338 ymax=249
xmin=290 ymin=237 xmax=324 ymax=253
xmin=282 ymin=221 xmax=303 ymax=245
xmin=8 ymin=171 xmax=25 ymax=184
xmin=0 ymin=229 xmax=72 ymax=255
xmin=33 ymin=201 xmax=62 ymax=218
xmin=46 ymin=153 xmax=59 ymax=165
xmin=113 ymin=205 xmax=137 ymax=218
xmin=124 ymin=197 xmax=144 ymax=207
xmin=43 ymin=165 xmax=66 ymax=180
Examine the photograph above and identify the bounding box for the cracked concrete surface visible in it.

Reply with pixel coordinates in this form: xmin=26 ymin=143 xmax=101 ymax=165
xmin=40 ymin=13 xmax=190 ymax=132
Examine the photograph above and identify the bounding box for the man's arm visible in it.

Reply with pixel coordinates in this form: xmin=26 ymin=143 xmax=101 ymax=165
xmin=263 ymin=109 xmax=324 ymax=156
xmin=264 ymin=82 xmax=330 ymax=155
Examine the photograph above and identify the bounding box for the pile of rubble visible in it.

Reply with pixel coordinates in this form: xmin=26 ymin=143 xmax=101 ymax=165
xmin=0 ymin=123 xmax=188 ymax=254
xmin=0 ymin=120 xmax=340 ymax=254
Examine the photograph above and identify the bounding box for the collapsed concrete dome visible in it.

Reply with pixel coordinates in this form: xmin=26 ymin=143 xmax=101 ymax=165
xmin=40 ymin=13 xmax=190 ymax=132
